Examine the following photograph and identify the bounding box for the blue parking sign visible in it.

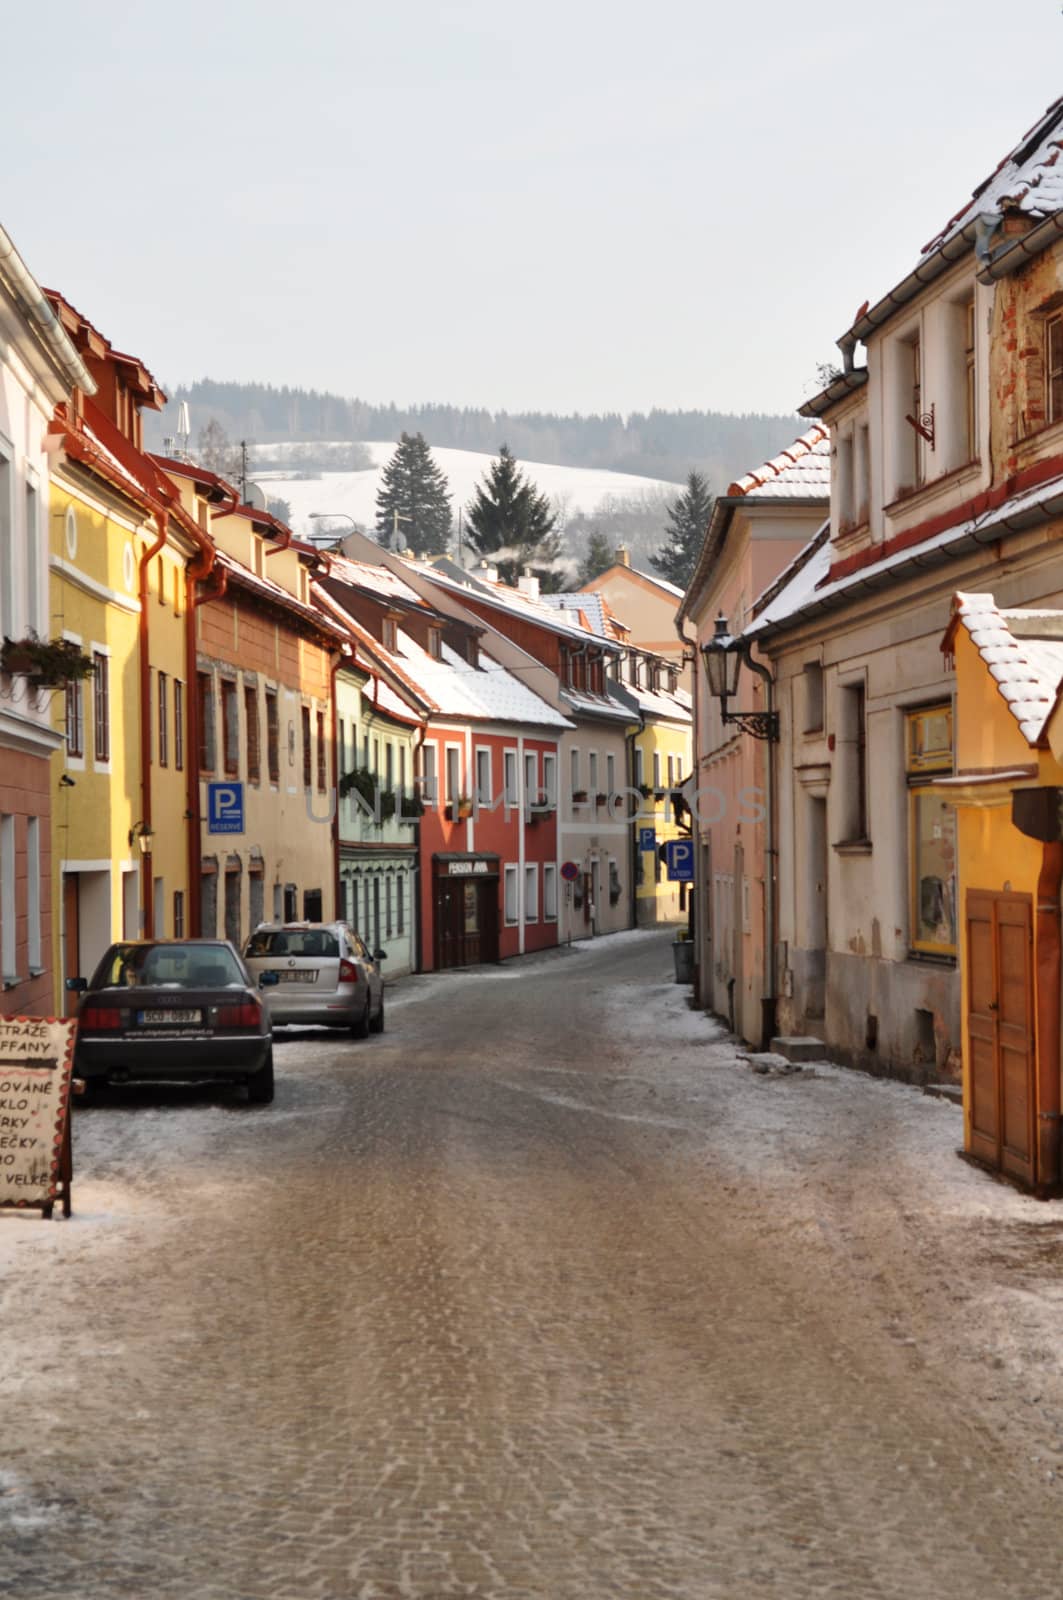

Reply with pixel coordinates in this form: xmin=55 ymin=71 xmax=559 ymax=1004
xmin=638 ymin=826 xmax=656 ymax=852
xmin=665 ymin=838 xmax=694 ymax=882
xmin=207 ymin=782 xmax=244 ymax=835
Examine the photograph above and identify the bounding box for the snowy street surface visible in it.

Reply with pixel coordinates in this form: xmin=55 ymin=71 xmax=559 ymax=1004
xmin=5 ymin=929 xmax=1063 ymax=1598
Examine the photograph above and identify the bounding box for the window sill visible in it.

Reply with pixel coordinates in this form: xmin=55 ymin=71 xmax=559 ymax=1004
xmin=2 ymin=976 xmax=23 ymax=991
xmin=907 ymin=950 xmax=957 ymax=968
xmin=802 ymin=726 xmax=824 ymax=739
xmin=28 ymin=966 xmax=45 ymax=978
xmin=884 ymin=459 xmax=982 ymax=519
xmin=833 ymin=839 xmax=872 ymax=856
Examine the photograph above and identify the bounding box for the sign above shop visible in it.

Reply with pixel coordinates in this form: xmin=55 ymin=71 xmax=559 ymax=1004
xmin=447 ymin=859 xmax=491 ymax=877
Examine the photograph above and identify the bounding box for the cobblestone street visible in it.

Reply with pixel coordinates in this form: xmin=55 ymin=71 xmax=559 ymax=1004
xmin=5 ymin=929 xmax=1063 ymax=1598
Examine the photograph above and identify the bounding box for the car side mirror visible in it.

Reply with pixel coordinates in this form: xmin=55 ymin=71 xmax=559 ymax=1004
xmin=259 ymin=971 xmax=280 ymax=987
xmin=65 ymin=977 xmax=87 ymax=992
xmin=373 ymin=949 xmax=387 ymax=961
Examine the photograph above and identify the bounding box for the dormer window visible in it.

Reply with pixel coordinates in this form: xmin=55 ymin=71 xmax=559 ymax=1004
xmin=428 ymin=625 xmax=443 ymax=660
xmin=383 ymin=617 xmax=397 ymax=652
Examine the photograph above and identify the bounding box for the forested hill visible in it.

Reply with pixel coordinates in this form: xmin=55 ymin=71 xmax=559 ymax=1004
xmin=143 ymin=380 xmax=800 ymax=488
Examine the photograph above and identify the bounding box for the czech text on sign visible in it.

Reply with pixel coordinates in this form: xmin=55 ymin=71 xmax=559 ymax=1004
xmin=207 ymin=782 xmax=244 ymax=834
xmin=0 ymin=1017 xmax=76 ymax=1210
xmin=665 ymin=839 xmax=695 ymax=882
xmin=447 ymin=860 xmax=491 ymax=876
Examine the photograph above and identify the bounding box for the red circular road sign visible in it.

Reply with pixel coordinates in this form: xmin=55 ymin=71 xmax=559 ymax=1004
xmin=560 ymin=861 xmax=580 ymax=882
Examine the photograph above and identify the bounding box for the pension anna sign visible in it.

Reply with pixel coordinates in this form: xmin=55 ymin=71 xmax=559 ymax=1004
xmin=0 ymin=1016 xmax=77 ymax=1218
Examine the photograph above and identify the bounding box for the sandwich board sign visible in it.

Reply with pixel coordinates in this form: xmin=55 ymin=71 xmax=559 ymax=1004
xmin=0 ymin=1016 xmax=77 ymax=1219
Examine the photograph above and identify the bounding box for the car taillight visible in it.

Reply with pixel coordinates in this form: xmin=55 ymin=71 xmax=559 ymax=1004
xmin=216 ymin=1002 xmax=262 ymax=1029
xmin=80 ymin=1006 xmax=122 ymax=1031
xmin=338 ymin=959 xmax=360 ymax=984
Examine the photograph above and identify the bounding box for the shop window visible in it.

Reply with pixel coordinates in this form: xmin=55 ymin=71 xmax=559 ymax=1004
xmin=907 ymin=705 xmax=956 ymax=957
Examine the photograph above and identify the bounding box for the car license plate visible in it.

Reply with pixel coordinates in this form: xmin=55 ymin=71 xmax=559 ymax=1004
xmin=276 ymin=971 xmax=317 ymax=983
xmin=136 ymin=1008 xmax=203 ymax=1025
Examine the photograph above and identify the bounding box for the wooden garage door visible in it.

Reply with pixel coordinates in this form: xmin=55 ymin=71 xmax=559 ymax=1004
xmin=965 ymin=891 xmax=1035 ymax=1188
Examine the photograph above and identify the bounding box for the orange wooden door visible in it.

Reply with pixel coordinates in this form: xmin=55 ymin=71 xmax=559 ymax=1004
xmin=965 ymin=891 xmax=1035 ymax=1187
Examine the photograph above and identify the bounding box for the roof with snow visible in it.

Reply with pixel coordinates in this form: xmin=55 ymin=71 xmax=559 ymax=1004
xmin=326 ymin=554 xmax=435 ymax=611
xmin=920 ymin=97 xmax=1063 ymax=264
xmin=397 ymin=631 xmax=573 ymax=728
xmin=943 ymin=593 xmax=1063 ymax=747
xmin=418 ymin=562 xmax=620 ymax=648
xmin=542 ymin=591 xmax=628 ymax=640
xmin=726 ymin=425 xmax=831 ymax=500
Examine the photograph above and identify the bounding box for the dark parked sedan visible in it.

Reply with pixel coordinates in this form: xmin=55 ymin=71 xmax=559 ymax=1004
xmin=68 ymin=940 xmax=277 ymax=1103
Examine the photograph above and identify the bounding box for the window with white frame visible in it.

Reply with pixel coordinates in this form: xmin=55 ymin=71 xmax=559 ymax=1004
xmin=855 ymin=422 xmax=870 ymax=523
xmin=588 ymin=752 xmax=598 ymax=794
xmin=94 ymin=652 xmax=111 ymax=763
xmin=543 ymin=863 xmax=558 ymax=921
xmin=25 ymin=474 xmax=39 ymax=635
xmin=837 ymin=429 xmax=855 ymax=530
xmin=634 ymin=745 xmax=645 ymax=788
xmin=504 ymin=749 xmax=518 ymax=807
xmin=476 ymin=747 xmax=492 ymax=805
xmin=0 ymin=815 xmax=14 ymax=979
xmin=524 ymin=750 xmax=538 ymax=809
xmin=66 ymin=676 xmax=84 ymax=759
xmin=524 ymin=864 xmax=538 ymax=922
xmin=504 ymin=864 xmax=519 ymax=924
xmin=543 ymin=752 xmax=557 ymax=806
xmin=570 ymin=747 xmax=581 ymax=794
xmin=27 ymin=817 xmax=40 ymax=972
xmin=422 ymin=743 xmax=439 ymax=805
xmin=0 ymin=441 xmax=12 ymax=640
xmin=606 ymin=752 xmax=615 ymax=799
xmin=445 ymin=745 xmax=461 ymax=804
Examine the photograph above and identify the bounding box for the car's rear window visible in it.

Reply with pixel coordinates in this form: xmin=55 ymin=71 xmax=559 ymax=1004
xmin=245 ymin=929 xmax=340 ymax=958
xmin=92 ymin=944 xmax=247 ymax=990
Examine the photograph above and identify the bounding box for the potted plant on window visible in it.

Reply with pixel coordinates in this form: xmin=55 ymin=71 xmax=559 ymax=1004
xmin=1 ymin=634 xmax=95 ymax=688
xmin=571 ymin=788 xmax=589 ymax=803
xmin=447 ymin=794 xmax=473 ymax=821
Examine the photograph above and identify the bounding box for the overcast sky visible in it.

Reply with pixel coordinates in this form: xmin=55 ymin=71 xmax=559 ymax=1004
xmin=5 ymin=2 xmax=1061 ymax=419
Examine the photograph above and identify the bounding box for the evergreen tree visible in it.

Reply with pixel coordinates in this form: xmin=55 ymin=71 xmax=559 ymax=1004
xmin=464 ymin=444 xmax=561 ymax=586
xmin=374 ymin=432 xmax=453 ymax=556
xmin=650 ymin=470 xmax=714 ymax=589
xmin=577 ymin=530 xmax=615 ymax=588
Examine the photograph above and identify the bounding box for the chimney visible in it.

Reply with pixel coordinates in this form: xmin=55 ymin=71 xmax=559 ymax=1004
xmin=517 ymin=567 xmax=540 ymax=601
xmin=477 ymin=558 xmax=499 ymax=583
xmin=615 ymin=544 xmax=630 ymax=568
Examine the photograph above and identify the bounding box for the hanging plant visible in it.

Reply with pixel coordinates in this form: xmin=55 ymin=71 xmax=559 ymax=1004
xmin=338 ymin=767 xmax=396 ymax=822
xmin=1 ymin=635 xmax=95 ymax=688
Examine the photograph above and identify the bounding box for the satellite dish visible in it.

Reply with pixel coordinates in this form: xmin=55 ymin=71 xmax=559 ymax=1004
xmin=245 ymin=481 xmax=268 ymax=511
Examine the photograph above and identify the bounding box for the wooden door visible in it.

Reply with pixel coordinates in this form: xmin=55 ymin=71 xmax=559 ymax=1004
xmin=966 ymin=891 xmax=1035 ymax=1187
xmin=62 ymin=875 xmax=80 ymax=1016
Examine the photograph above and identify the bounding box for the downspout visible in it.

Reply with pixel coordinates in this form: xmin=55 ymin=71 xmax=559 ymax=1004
xmin=741 ymin=645 xmax=778 ymax=1050
xmin=1036 ymin=842 xmax=1063 ymax=1195
xmin=330 ymin=644 xmax=351 ymax=922
xmin=188 ymin=559 xmax=228 ymax=934
xmin=626 ymin=719 xmax=642 ymax=929
xmin=675 ymin=610 xmax=701 ymax=1003
xmin=138 ymin=510 xmax=169 ymax=936
xmin=413 ymin=716 xmax=429 ymax=974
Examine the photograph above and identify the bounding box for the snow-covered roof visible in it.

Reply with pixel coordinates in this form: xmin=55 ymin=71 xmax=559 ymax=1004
xmin=561 ymin=686 xmax=636 ymax=724
xmin=397 ymin=631 xmax=573 ymax=729
xmin=421 ymin=563 xmax=619 ymax=647
xmin=920 ymin=97 xmax=1063 ymax=264
xmin=326 ymin=554 xmax=433 ymax=611
xmin=726 ymin=425 xmax=831 ymax=500
xmin=542 ymin=591 xmax=628 ymax=640
xmin=747 ymin=470 xmax=1063 ymax=640
xmin=216 ymin=550 xmax=349 ymax=640
xmin=945 ymin=593 xmax=1063 ymax=747
xmin=749 ymin=524 xmax=831 ymax=631
xmin=623 ymin=681 xmax=692 ymax=723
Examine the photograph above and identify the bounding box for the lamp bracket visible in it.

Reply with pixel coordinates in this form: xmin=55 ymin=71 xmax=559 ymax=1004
xmin=722 ymin=708 xmax=779 ymax=742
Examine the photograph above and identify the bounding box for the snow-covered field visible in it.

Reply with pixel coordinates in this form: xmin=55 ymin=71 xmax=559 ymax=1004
xmin=252 ymin=441 xmax=674 ymax=539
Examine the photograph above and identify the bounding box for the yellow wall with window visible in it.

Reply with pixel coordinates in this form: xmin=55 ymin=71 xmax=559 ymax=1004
xmin=634 ymin=716 xmax=693 ymax=925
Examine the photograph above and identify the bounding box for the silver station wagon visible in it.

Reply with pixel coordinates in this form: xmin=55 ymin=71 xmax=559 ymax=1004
xmin=243 ymin=922 xmax=386 ymax=1037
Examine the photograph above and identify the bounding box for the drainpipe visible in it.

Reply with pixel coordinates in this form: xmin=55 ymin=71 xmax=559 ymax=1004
xmin=626 ymin=721 xmax=642 ymax=929
xmin=187 ymin=559 xmax=228 ymax=934
xmin=138 ymin=510 xmax=169 ymax=936
xmin=675 ymin=611 xmax=700 ymax=1002
xmin=413 ymin=716 xmax=429 ymax=973
xmin=741 ymin=646 xmax=778 ymax=1050
xmin=330 ymin=644 xmax=351 ymax=921
xmin=1036 ymin=842 xmax=1063 ymax=1195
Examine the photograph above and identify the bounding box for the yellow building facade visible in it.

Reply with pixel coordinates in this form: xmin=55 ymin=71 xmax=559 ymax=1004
xmin=941 ymin=593 xmax=1063 ymax=1195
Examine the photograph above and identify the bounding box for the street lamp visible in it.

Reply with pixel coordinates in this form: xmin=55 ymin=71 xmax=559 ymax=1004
xmin=308 ymin=512 xmax=358 ymax=547
xmin=128 ymin=821 xmax=154 ymax=855
xmin=699 ymin=614 xmax=777 ymax=742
